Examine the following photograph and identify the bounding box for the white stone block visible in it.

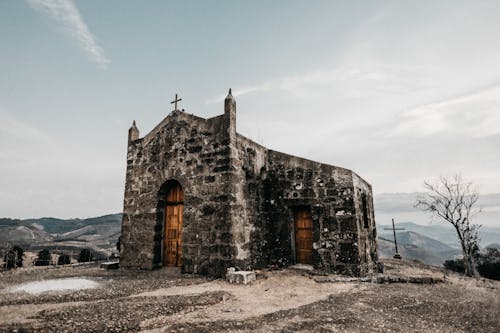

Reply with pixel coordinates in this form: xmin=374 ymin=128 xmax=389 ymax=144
xmin=226 ymin=267 xmax=256 ymax=284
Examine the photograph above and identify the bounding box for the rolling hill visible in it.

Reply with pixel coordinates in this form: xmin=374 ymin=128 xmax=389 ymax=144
xmin=375 ymin=192 xmax=500 ymax=247
xmin=377 ymin=231 xmax=461 ymax=266
xmin=377 ymin=221 xmax=500 ymax=249
xmin=0 ymin=214 xmax=122 ymax=259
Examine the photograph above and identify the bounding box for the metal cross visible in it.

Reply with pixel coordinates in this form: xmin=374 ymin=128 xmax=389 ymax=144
xmin=170 ymin=93 xmax=182 ymax=111
xmin=384 ymin=218 xmax=405 ymax=259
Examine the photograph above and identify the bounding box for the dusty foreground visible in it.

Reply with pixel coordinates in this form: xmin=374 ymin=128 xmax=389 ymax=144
xmin=0 ymin=260 xmax=499 ymax=333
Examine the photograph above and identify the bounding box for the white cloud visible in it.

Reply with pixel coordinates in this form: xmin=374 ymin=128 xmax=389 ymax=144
xmin=26 ymin=0 xmax=110 ymax=68
xmin=206 ymin=64 xmax=420 ymax=105
xmin=390 ymin=84 xmax=500 ymax=137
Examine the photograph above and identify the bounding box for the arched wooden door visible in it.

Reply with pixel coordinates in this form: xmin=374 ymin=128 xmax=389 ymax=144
xmin=294 ymin=209 xmax=313 ymax=265
xmin=164 ymin=183 xmax=184 ymax=267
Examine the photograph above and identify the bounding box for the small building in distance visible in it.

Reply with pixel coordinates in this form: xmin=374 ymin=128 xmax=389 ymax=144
xmin=120 ymin=90 xmax=379 ymax=277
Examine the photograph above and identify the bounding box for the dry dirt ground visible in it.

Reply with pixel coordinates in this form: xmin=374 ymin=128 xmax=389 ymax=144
xmin=0 ymin=259 xmax=498 ymax=333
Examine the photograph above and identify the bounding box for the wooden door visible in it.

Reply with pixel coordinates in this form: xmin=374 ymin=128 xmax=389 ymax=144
xmin=164 ymin=184 xmax=184 ymax=267
xmin=294 ymin=209 xmax=313 ymax=265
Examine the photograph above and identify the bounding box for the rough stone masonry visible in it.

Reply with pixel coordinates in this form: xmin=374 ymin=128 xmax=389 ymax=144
xmin=120 ymin=90 xmax=379 ymax=277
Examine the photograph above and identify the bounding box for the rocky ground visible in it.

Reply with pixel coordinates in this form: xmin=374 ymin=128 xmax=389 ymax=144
xmin=0 ymin=260 xmax=498 ymax=333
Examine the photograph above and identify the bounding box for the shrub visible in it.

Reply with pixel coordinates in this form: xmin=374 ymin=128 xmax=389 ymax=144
xmin=477 ymin=248 xmax=500 ymax=281
xmin=444 ymin=248 xmax=500 ymax=280
xmin=35 ymin=249 xmax=51 ymax=266
xmin=78 ymin=249 xmax=93 ymax=263
xmin=13 ymin=246 xmax=24 ymax=267
xmin=444 ymin=259 xmax=465 ymax=274
xmin=3 ymin=245 xmax=24 ymax=269
xmin=58 ymin=253 xmax=71 ymax=265
xmin=3 ymin=250 xmax=17 ymax=269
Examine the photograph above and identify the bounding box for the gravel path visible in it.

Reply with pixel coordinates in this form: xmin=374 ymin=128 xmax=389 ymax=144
xmin=4 ymin=292 xmax=229 ymax=333
xmin=137 ymin=270 xmax=356 ymax=328
xmin=151 ymin=282 xmax=499 ymax=333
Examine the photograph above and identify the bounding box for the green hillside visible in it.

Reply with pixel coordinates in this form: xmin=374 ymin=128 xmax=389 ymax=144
xmin=22 ymin=213 xmax=122 ymax=234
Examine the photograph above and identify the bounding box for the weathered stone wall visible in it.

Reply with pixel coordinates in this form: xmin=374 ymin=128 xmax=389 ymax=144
xmin=263 ymin=151 xmax=377 ymax=275
xmin=121 ymin=110 xmax=238 ymax=276
xmin=352 ymin=173 xmax=378 ymax=274
xmin=233 ymin=134 xmax=268 ymax=269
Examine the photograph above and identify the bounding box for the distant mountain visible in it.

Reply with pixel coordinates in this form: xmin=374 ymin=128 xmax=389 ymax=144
xmin=377 ymin=221 xmax=500 ymax=248
xmin=375 ymin=192 xmax=500 ymax=247
xmin=0 ymin=214 xmax=122 ymax=258
xmin=391 ymin=231 xmax=456 ymax=253
xmin=377 ymin=230 xmax=461 ymax=266
xmin=378 ymin=221 xmax=459 ymax=248
xmin=377 ymin=238 xmax=447 ymax=266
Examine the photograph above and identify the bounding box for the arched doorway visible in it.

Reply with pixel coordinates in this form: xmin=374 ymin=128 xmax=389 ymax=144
xmin=163 ymin=181 xmax=184 ymax=267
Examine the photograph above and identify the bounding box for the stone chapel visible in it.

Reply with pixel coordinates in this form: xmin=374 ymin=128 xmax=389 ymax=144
xmin=120 ymin=90 xmax=379 ymax=277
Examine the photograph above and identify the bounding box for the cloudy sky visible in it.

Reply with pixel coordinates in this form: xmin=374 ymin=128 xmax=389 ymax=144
xmin=1 ymin=0 xmax=499 ymax=220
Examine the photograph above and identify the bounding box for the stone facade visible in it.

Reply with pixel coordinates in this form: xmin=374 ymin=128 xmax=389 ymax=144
xmin=120 ymin=90 xmax=378 ymax=277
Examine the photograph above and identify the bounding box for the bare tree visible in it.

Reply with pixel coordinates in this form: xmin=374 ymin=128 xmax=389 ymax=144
xmin=415 ymin=175 xmax=481 ymax=277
